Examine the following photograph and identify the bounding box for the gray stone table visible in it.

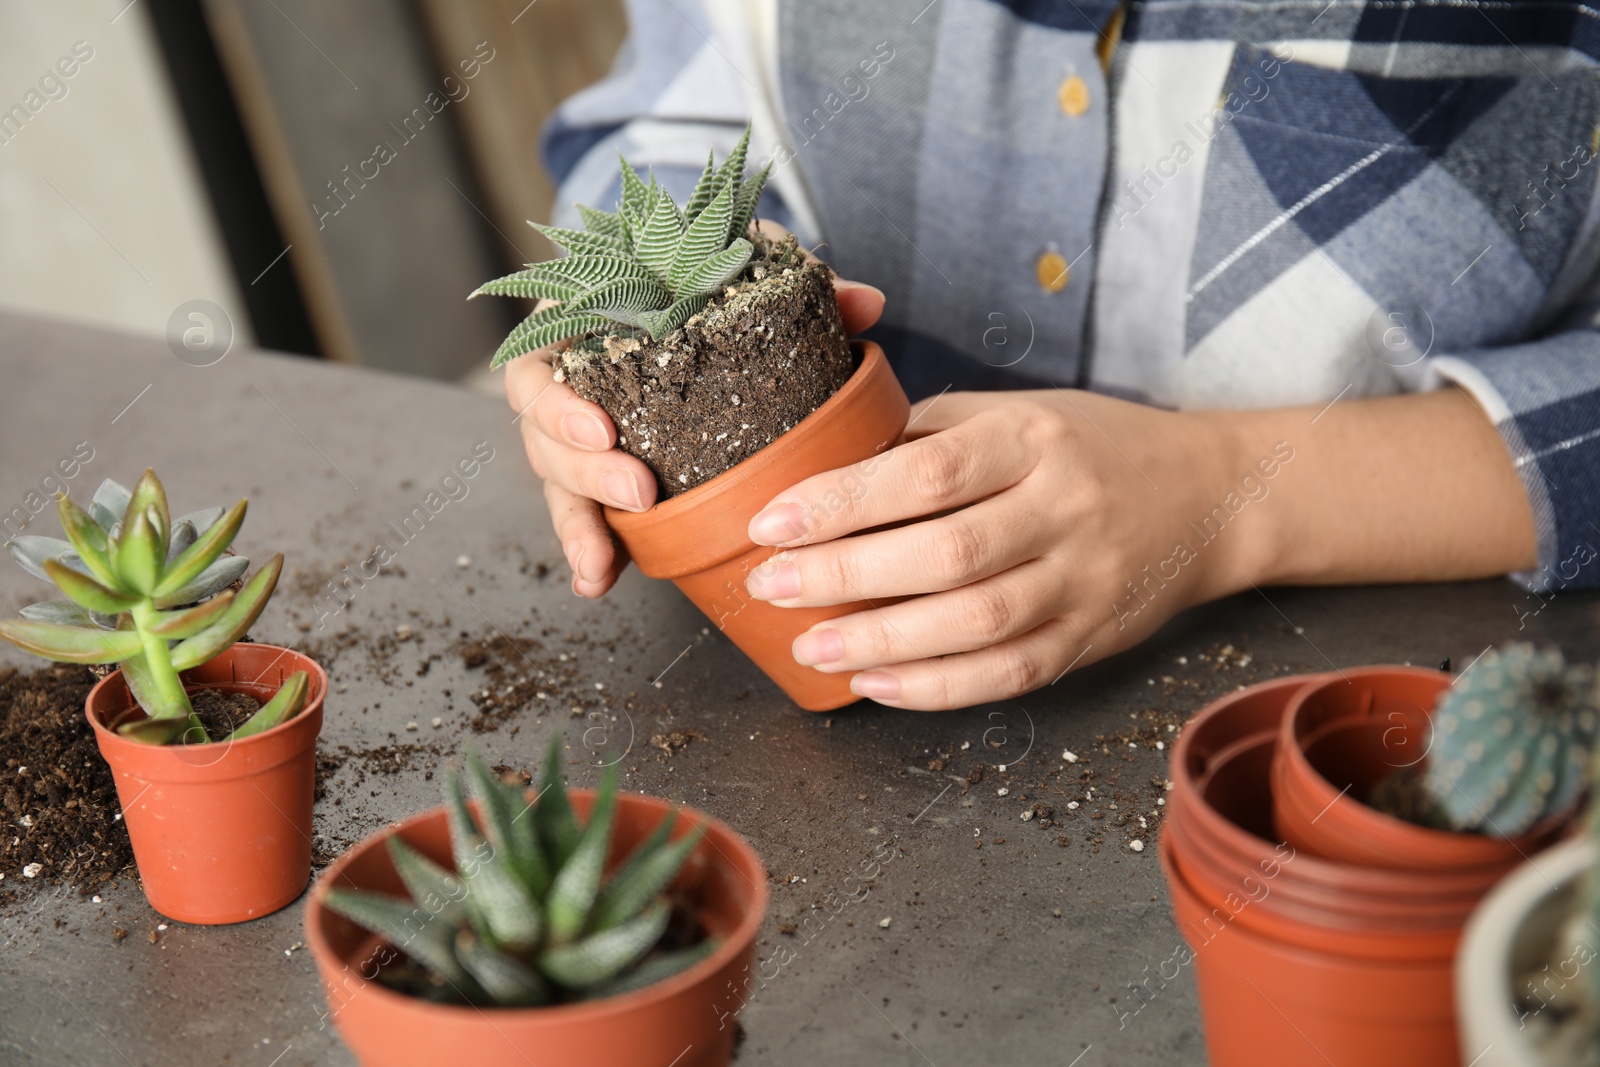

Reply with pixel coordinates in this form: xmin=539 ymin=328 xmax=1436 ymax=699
xmin=0 ymin=310 xmax=1595 ymax=1066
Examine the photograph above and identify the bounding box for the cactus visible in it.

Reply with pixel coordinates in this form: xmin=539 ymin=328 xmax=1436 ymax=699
xmin=1424 ymin=643 xmax=1599 ymax=836
xmin=0 ymin=470 xmax=303 ymax=745
xmin=323 ymin=738 xmax=714 ymax=1007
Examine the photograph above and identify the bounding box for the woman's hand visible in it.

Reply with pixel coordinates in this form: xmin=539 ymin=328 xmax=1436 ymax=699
xmin=741 ymin=390 xmax=1262 ymax=710
xmin=742 ymin=380 xmax=1538 ymax=711
xmin=504 ymin=273 xmax=887 ymax=597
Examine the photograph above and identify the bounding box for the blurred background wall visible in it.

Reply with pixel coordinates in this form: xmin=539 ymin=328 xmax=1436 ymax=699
xmin=0 ymin=0 xmax=625 ymax=381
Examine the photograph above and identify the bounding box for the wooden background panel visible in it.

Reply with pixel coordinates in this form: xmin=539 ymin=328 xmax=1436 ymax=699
xmin=203 ymin=0 xmax=520 ymax=377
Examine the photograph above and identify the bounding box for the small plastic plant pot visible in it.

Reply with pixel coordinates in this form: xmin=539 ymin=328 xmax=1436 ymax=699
xmin=305 ymin=789 xmax=769 ymax=1067
xmin=1272 ymin=667 xmax=1567 ymax=871
xmin=1178 ymin=731 xmax=1502 ymax=925
xmin=605 ymin=340 xmax=909 ymax=712
xmin=1168 ymin=675 xmax=1507 ymax=930
xmin=1164 ymin=798 xmax=1470 ymax=957
xmin=85 ymin=642 xmax=326 ymax=924
xmin=1161 ymin=833 xmax=1461 ymax=1067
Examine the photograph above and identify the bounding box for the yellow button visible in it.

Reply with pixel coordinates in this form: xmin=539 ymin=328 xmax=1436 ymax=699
xmin=1036 ymin=250 xmax=1069 ymax=292
xmin=1058 ymin=74 xmax=1090 ymax=117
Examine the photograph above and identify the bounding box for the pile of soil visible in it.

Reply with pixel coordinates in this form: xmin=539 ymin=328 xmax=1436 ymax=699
xmin=556 ymin=233 xmax=855 ymax=497
xmin=0 ymin=665 xmax=133 ymax=897
xmin=190 ymin=689 xmax=262 ymax=742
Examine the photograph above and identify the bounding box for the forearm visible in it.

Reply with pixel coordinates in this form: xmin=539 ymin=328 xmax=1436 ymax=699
xmin=1199 ymin=386 xmax=1537 ymax=591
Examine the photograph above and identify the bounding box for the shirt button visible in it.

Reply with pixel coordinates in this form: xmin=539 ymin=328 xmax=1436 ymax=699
xmin=1058 ymin=74 xmax=1090 ymax=117
xmin=1036 ymin=250 xmax=1069 ymax=293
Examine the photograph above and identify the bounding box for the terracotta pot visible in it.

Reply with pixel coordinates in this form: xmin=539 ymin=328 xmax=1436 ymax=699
xmin=605 ymin=340 xmax=909 ymax=711
xmin=1456 ymin=837 xmax=1593 ymax=1067
xmin=1177 ymin=730 xmax=1501 ymax=925
xmin=1162 ymin=833 xmax=1461 ymax=1067
xmin=86 ymin=642 xmax=326 ymax=924
xmin=305 ymin=790 xmax=769 ymax=1067
xmin=1272 ymin=667 xmax=1567 ymax=871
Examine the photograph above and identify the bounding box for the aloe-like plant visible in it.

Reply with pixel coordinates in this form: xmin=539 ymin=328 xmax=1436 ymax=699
xmin=323 ymin=738 xmax=714 ymax=1007
xmin=474 ymin=126 xmax=770 ymax=367
xmin=1424 ymin=643 xmax=1600 ymax=835
xmin=0 ymin=470 xmax=304 ymax=745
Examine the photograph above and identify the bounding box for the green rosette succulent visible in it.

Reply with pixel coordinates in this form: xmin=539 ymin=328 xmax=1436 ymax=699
xmin=0 ymin=469 xmax=304 ymax=745
xmin=475 ymin=126 xmax=770 ymax=366
xmin=324 ymin=738 xmax=714 ymax=1007
xmin=1425 ymin=643 xmax=1599 ymax=836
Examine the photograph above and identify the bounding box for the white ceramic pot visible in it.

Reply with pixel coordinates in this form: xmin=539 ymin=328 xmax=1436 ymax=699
xmin=1456 ymin=837 xmax=1594 ymax=1067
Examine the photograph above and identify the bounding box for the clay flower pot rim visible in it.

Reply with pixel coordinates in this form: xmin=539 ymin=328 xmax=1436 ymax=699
xmin=305 ymin=790 xmax=769 ymax=1024
xmin=1277 ymin=665 xmax=1569 ymax=860
xmin=85 ymin=642 xmax=328 ymax=761
xmin=606 ymin=340 xmax=880 ymax=535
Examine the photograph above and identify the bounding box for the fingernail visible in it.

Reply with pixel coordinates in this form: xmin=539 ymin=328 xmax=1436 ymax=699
xmin=793 ymin=628 xmax=843 ymax=666
xmin=747 ymin=553 xmax=800 ymax=600
xmin=851 ymin=671 xmax=901 ymax=701
xmin=564 ymin=540 xmax=584 ymax=575
xmin=600 ymin=469 xmax=645 ymax=511
xmin=749 ymin=503 xmax=806 ymax=545
xmin=567 ymin=540 xmax=604 ymax=585
xmin=562 ymin=412 xmax=610 ymax=451
xmin=834 ymin=279 xmax=885 ymax=301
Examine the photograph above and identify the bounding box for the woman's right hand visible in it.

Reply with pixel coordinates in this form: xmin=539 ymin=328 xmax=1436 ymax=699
xmin=505 ymin=273 xmax=886 ymax=599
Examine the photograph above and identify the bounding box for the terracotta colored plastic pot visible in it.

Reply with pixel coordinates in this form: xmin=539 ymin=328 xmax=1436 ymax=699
xmin=1162 ymin=833 xmax=1460 ymax=1067
xmin=1177 ymin=731 xmax=1501 ymax=925
xmin=86 ymin=642 xmax=326 ymax=924
xmin=305 ymin=789 xmax=769 ymax=1067
xmin=605 ymin=340 xmax=909 ymax=711
xmin=1272 ymin=667 xmax=1567 ymax=871
xmin=1165 ymin=797 xmax=1466 ymax=957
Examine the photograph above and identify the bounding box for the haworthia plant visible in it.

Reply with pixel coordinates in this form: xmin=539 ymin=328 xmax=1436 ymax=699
xmin=474 ymin=125 xmax=771 ymax=367
xmin=1424 ymin=643 xmax=1600 ymax=835
xmin=323 ymin=737 xmax=714 ymax=1008
xmin=0 ymin=471 xmax=306 ymax=745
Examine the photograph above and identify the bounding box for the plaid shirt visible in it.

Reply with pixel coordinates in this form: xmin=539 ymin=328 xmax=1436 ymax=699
xmin=544 ymin=0 xmax=1600 ymax=594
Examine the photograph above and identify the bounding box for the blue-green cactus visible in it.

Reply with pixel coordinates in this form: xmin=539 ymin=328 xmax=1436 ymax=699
xmin=1424 ymin=644 xmax=1599 ymax=836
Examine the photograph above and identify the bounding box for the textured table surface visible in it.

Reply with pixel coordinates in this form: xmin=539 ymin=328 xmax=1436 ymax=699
xmin=0 ymin=310 xmax=1595 ymax=1067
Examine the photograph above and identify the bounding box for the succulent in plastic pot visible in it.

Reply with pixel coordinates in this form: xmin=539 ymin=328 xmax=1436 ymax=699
xmin=1 ymin=469 xmax=306 ymax=743
xmin=323 ymin=739 xmax=713 ymax=1007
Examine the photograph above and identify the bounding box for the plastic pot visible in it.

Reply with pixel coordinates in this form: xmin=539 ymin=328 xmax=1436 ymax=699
xmin=305 ymin=789 xmax=769 ymax=1067
xmin=1176 ymin=731 xmax=1502 ymax=926
xmin=1273 ymin=667 xmax=1566 ymax=871
xmin=1162 ymin=833 xmax=1461 ymax=1067
xmin=1456 ymin=837 xmax=1594 ymax=1067
xmin=86 ymin=642 xmax=326 ymax=924
xmin=605 ymin=340 xmax=909 ymax=711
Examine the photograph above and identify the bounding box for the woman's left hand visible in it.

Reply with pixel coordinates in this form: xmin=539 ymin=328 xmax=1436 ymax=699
xmin=742 ymin=389 xmax=1260 ymax=710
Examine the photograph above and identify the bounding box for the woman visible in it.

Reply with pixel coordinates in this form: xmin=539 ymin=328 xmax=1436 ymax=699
xmin=507 ymin=0 xmax=1599 ymax=710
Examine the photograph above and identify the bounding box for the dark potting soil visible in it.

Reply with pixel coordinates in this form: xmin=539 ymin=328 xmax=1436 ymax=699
xmin=555 ymin=233 xmax=855 ymax=498
xmin=0 ymin=664 xmax=134 ymax=896
xmin=1367 ymin=764 xmax=1452 ymax=830
xmin=190 ymin=688 xmax=262 ymax=742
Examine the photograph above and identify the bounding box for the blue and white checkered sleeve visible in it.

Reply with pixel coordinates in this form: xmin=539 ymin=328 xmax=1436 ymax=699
xmin=538 ymin=0 xmax=791 ymax=233
xmin=1431 ymin=333 xmax=1600 ymax=593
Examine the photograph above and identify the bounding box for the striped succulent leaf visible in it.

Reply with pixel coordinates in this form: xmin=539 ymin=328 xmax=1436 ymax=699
xmin=575 ymin=203 xmax=623 ymax=239
xmin=326 ymin=739 xmax=713 ymax=1008
xmin=476 ymin=125 xmax=770 ymax=361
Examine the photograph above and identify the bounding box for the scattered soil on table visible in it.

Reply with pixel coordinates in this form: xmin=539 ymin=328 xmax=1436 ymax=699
xmin=556 ymin=233 xmax=854 ymax=497
xmin=190 ymin=689 xmax=261 ymax=742
xmin=902 ymin=642 xmax=1324 ymax=858
xmin=0 ymin=665 xmax=133 ymax=901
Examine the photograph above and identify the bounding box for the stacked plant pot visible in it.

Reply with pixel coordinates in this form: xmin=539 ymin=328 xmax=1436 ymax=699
xmin=1162 ymin=668 xmax=1570 ymax=1067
